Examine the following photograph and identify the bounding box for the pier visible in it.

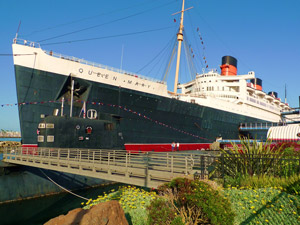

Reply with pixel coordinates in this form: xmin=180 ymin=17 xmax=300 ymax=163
xmin=2 ymin=148 xmax=216 ymax=188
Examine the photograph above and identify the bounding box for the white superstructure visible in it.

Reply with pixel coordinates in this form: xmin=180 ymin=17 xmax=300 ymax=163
xmin=178 ymin=69 xmax=291 ymax=122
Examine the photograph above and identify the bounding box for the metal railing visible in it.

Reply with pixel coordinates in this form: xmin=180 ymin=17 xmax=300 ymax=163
xmin=13 ymin=38 xmax=165 ymax=85
xmin=2 ymin=147 xmax=216 ymax=188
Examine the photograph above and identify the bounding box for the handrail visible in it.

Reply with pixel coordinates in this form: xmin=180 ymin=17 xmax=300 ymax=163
xmin=2 ymin=147 xmax=214 ymax=188
xmin=13 ymin=38 xmax=166 ymax=85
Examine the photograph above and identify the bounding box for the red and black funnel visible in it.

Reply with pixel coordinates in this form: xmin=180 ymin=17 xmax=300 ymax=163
xmin=220 ymin=56 xmax=237 ymax=76
xmin=250 ymin=78 xmax=262 ymax=91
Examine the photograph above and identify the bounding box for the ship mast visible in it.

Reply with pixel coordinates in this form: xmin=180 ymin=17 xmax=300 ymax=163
xmin=173 ymin=0 xmax=192 ymax=94
xmin=173 ymin=0 xmax=185 ymax=94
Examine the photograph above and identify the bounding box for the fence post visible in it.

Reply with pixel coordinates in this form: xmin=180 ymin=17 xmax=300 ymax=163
xmin=185 ymin=156 xmax=188 ymax=175
xmin=146 ymin=152 xmax=150 ymax=186
xmin=221 ymin=153 xmax=225 ymax=185
xmin=99 ymin=150 xmax=102 ymax=164
xmin=167 ymin=153 xmax=169 ymax=169
xmin=58 ymin=149 xmax=60 ymax=166
xmin=108 ymin=152 xmax=111 ymax=175
xmin=171 ymin=156 xmax=174 ymax=174
xmin=125 ymin=153 xmax=129 ymax=177
xmin=93 ymin=151 xmax=95 ymax=164
xmin=113 ymin=150 xmax=115 ymax=164
xmin=200 ymin=155 xmax=204 ymax=179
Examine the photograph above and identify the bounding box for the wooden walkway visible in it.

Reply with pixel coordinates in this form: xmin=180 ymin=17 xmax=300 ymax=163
xmin=2 ymin=147 xmax=217 ymax=188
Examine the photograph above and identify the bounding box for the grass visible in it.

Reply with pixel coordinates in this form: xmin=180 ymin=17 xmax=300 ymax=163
xmin=224 ymin=187 xmax=300 ymax=225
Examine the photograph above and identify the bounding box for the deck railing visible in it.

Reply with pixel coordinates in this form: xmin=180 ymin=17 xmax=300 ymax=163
xmin=13 ymin=38 xmax=165 ymax=85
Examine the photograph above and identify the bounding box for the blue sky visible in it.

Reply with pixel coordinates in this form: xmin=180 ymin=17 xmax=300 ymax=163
xmin=0 ymin=0 xmax=299 ymax=131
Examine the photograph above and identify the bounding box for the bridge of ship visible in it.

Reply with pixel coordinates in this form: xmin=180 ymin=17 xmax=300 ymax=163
xmin=2 ymin=148 xmax=217 ymax=188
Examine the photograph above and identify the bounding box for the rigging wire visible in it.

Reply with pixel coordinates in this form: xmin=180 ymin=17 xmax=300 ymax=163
xmin=160 ymin=26 xmax=179 ymax=81
xmin=22 ymin=0 xmax=162 ymax=37
xmin=39 ymin=169 xmax=89 ymax=201
xmin=152 ymin=35 xmax=177 ymax=81
xmin=162 ymin=41 xmax=177 ymax=82
xmin=136 ymin=34 xmax=176 ymax=74
xmin=137 ymin=32 xmax=174 ymax=79
xmin=192 ymin=3 xmax=253 ymax=71
xmin=183 ymin=30 xmax=197 ymax=80
xmin=42 ymin=26 xmax=175 ymax=46
xmin=183 ymin=36 xmax=201 ymax=93
xmin=38 ymin=0 xmax=177 ymax=43
xmin=186 ymin=12 xmax=205 ymax=71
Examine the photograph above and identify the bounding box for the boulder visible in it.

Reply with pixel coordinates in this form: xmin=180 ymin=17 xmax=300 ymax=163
xmin=44 ymin=200 xmax=128 ymax=225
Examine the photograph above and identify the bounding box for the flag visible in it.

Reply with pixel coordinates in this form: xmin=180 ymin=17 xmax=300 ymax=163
xmin=80 ymin=101 xmax=86 ymax=118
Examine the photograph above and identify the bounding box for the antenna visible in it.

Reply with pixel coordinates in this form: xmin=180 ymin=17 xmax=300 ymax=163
xmin=120 ymin=44 xmax=124 ymax=70
xmin=14 ymin=21 xmax=22 ymax=41
xmin=284 ymin=84 xmax=287 ymax=104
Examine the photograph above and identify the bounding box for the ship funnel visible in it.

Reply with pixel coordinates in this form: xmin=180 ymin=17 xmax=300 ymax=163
xmin=250 ymin=78 xmax=262 ymax=91
xmin=268 ymin=91 xmax=278 ymax=98
xmin=220 ymin=56 xmax=237 ymax=76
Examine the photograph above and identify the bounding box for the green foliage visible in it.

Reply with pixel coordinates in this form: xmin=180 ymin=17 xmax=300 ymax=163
xmin=170 ymin=216 xmax=185 ymax=225
xmin=147 ymin=197 xmax=177 ymax=225
xmin=151 ymin=178 xmax=235 ymax=225
xmin=224 ymin=187 xmax=300 ymax=225
xmin=211 ymin=137 xmax=294 ymax=180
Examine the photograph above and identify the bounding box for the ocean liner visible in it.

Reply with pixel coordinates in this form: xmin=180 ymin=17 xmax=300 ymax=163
xmin=12 ymin=0 xmax=293 ymax=151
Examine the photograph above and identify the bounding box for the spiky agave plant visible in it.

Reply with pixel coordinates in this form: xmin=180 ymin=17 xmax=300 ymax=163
xmin=211 ymin=136 xmax=287 ymax=179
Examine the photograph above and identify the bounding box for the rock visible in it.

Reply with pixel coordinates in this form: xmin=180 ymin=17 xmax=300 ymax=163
xmin=44 ymin=200 xmax=128 ymax=225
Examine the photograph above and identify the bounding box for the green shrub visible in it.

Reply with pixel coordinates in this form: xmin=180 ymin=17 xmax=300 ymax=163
xmin=151 ymin=178 xmax=235 ymax=225
xmin=147 ymin=197 xmax=177 ymax=225
xmin=170 ymin=216 xmax=185 ymax=225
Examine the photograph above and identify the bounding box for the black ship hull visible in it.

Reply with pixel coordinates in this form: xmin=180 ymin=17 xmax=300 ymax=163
xmin=15 ymin=65 xmax=266 ymax=148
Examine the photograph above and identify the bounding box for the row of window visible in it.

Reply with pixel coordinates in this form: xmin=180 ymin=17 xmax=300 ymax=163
xmin=37 ymin=135 xmax=54 ymax=143
xmin=38 ymin=123 xmax=55 ymax=129
xmin=194 ymin=86 xmax=226 ymax=92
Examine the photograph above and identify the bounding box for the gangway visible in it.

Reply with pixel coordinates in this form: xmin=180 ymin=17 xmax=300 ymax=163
xmin=2 ymin=147 xmax=217 ymax=188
